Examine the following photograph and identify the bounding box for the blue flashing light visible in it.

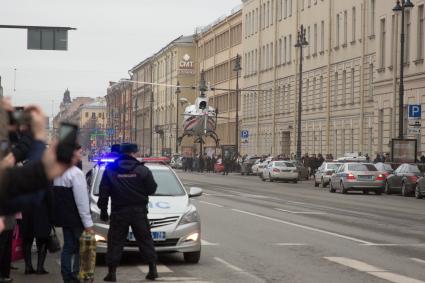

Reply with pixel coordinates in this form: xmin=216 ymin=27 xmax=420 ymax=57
xmin=100 ymin=158 xmax=117 ymax=163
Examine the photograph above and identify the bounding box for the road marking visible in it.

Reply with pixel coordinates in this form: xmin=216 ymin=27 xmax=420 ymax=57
xmin=199 ymin=200 xmax=224 ymax=208
xmin=275 ymin=243 xmax=308 ymax=246
xmin=275 ymin=208 xmax=327 ymax=215
xmin=138 ymin=265 xmax=173 ymax=274
xmin=231 ymin=209 xmax=374 ymax=245
xmin=203 ymin=193 xmax=235 ymax=197
xmin=411 ymin=258 xmax=425 ymax=265
xmin=214 ymin=257 xmax=265 ymax=282
xmin=325 ymin=257 xmax=425 ymax=283
xmin=360 ymin=244 xmax=425 ymax=247
xmin=201 ymin=239 xmax=219 ymax=246
xmin=152 ymin=277 xmax=201 ymax=281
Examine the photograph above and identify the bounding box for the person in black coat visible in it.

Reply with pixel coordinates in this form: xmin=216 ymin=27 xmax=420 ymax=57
xmin=21 ymin=191 xmax=52 ymax=275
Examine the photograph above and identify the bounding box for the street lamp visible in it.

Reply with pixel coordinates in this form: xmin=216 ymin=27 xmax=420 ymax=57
xmin=294 ymin=25 xmax=309 ymax=161
xmin=393 ymin=0 xmax=414 ymax=138
xmin=233 ymin=54 xmax=242 ymax=156
xmin=175 ymin=81 xmax=181 ymax=154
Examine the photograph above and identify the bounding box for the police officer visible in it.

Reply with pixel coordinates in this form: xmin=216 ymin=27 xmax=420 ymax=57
xmin=97 ymin=143 xmax=158 ymax=282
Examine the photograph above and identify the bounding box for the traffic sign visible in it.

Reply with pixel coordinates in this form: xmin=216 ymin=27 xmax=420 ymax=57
xmin=408 ymin=104 xmax=422 ymax=120
xmin=241 ymin=130 xmax=249 ymax=139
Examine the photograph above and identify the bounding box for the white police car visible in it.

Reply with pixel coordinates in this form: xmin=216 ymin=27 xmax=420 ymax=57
xmin=86 ymin=159 xmax=202 ymax=263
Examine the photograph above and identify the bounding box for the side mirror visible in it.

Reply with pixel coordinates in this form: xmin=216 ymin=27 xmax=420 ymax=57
xmin=189 ymin=187 xmax=203 ymax=198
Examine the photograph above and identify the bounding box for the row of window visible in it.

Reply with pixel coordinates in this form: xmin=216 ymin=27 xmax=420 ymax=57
xmin=379 ymin=5 xmax=425 ymax=70
xmin=85 ymin=112 xmax=105 ymax=119
xmin=208 ymin=92 xmax=240 ymax=113
xmin=200 ymin=24 xmax=242 ymax=60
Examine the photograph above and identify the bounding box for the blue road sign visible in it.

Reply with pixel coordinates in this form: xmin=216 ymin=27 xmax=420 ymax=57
xmin=408 ymin=105 xmax=422 ymax=119
xmin=241 ymin=130 xmax=249 ymax=139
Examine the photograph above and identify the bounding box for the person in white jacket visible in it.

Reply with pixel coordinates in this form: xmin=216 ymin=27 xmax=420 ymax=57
xmin=52 ymin=144 xmax=93 ymax=283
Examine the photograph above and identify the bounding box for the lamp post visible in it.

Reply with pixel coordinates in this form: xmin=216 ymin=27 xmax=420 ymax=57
xmin=295 ymin=25 xmax=309 ymax=161
xmin=393 ymin=0 xmax=414 ymax=139
xmin=233 ymin=54 xmax=242 ymax=156
xmin=175 ymin=81 xmax=181 ymax=154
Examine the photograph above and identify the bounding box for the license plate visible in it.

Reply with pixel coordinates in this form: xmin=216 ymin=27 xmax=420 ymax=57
xmin=358 ymin=175 xmax=373 ymax=180
xmin=127 ymin=231 xmax=166 ymax=242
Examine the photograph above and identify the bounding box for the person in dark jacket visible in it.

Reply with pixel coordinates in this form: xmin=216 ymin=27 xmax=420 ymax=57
xmin=0 ymin=216 xmax=15 ymax=283
xmin=21 ymin=192 xmax=52 ymax=275
xmin=98 ymin=143 xmax=158 ymax=282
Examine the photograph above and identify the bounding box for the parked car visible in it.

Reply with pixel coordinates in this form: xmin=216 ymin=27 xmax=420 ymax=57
xmin=290 ymin=160 xmax=310 ymax=181
xmin=329 ymin=163 xmax=385 ymax=195
xmin=241 ymin=156 xmax=261 ymax=175
xmin=314 ymin=162 xmax=342 ymax=187
xmin=251 ymin=159 xmax=262 ymax=175
xmin=257 ymin=157 xmax=273 ymax=176
xmin=261 ymin=161 xmax=299 ymax=183
xmin=385 ymin=163 xmax=424 ymax=196
xmin=374 ymin=162 xmax=394 ymax=179
xmin=414 ymin=176 xmax=425 ymax=199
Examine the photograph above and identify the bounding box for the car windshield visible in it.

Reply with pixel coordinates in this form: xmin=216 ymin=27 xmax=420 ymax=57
xmin=327 ymin=163 xmax=341 ymax=170
xmin=347 ymin=164 xmax=377 ymax=171
xmin=275 ymin=161 xmax=294 ymax=167
xmin=376 ymin=163 xmax=393 ymax=172
xmin=94 ymin=167 xmax=185 ymax=196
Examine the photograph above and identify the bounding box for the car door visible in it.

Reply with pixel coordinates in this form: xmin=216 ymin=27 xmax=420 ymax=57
xmin=315 ymin=164 xmax=324 ymax=182
xmin=332 ymin=164 xmax=344 ymax=189
xmin=392 ymin=165 xmax=405 ymax=190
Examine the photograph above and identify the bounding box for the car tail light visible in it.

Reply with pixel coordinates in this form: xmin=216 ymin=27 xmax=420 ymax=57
xmin=376 ymin=174 xmax=385 ymax=181
xmin=326 ymin=171 xmax=333 ymax=176
xmin=273 ymin=168 xmax=280 ymax=172
xmin=409 ymin=175 xmax=418 ymax=182
xmin=347 ymin=173 xmax=356 ymax=180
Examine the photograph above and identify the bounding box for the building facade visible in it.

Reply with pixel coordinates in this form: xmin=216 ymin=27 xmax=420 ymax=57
xmin=195 ymin=7 xmax=243 ymax=154
xmin=105 ymin=80 xmax=133 ymax=145
xmin=240 ymin=0 xmax=425 ymax=157
xmin=77 ymin=99 xmax=107 ymax=150
xmin=130 ymin=57 xmax=153 ymax=156
xmin=151 ymin=35 xmax=198 ymax=156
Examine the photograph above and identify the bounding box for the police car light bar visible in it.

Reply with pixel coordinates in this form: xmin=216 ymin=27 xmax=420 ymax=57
xmin=100 ymin=158 xmax=117 ymax=163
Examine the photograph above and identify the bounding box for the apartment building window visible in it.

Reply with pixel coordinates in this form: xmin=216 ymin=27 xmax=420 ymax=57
xmin=321 ymin=20 xmax=325 ymax=53
xmin=342 ymin=70 xmax=347 ymax=105
xmin=350 ymin=68 xmax=355 ymax=104
xmin=370 ymin=0 xmax=376 ymax=36
xmin=255 ymin=49 xmax=258 ymax=72
xmin=216 ymin=31 xmax=229 ymax=53
xmin=247 ymin=13 xmax=250 ymax=37
xmin=283 ymin=37 xmax=287 ymax=64
xmin=352 ymin=7 xmax=356 ymax=42
xmin=256 ymin=8 xmax=259 ymax=33
xmin=288 ymin=35 xmax=292 ymax=63
xmin=231 ymin=24 xmax=242 ymax=46
xmin=85 ymin=112 xmax=88 ymax=118
xmin=368 ymin=64 xmax=374 ymax=99
xmin=205 ymin=39 xmax=214 ymax=59
xmin=271 ymin=0 xmax=274 ymax=24
xmin=278 ymin=0 xmax=283 ymax=20
xmin=301 ymin=0 xmax=305 ymax=11
xmin=404 ymin=10 xmax=411 ymax=63
xmin=205 ymin=69 xmax=214 ymax=85
xmin=391 ymin=15 xmax=395 ymax=67
xmin=334 ymin=72 xmax=339 ymax=106
xmin=343 ymin=10 xmax=348 ymax=46
xmin=92 ymin=112 xmax=96 ymax=119
xmin=307 ymin=26 xmax=311 ymax=56
xmin=278 ymin=39 xmax=282 ymax=64
xmin=245 ymin=14 xmax=248 ymax=38
xmin=247 ymin=52 xmax=251 ymax=75
xmin=313 ymin=77 xmax=317 ymax=107
xmin=314 ymin=23 xmax=318 ymax=55
xmin=284 ymin=0 xmax=288 ymax=18
xmin=308 ymin=0 xmax=311 ymax=8
xmin=266 ymin=44 xmax=270 ymax=69
xmin=417 ymin=5 xmax=424 ymax=61
xmin=336 ymin=14 xmax=340 ymax=47
xmin=267 ymin=1 xmax=270 ymax=27
xmin=288 ymin=0 xmax=292 ymax=17
xmin=379 ymin=18 xmax=386 ymax=69
xmin=305 ymin=79 xmax=310 ymax=109
xmin=262 ymin=46 xmax=266 ymax=70
xmin=320 ymin=75 xmax=324 ymax=108
xmin=271 ymin=43 xmax=274 ymax=67
xmin=287 ymin=84 xmax=291 ymax=113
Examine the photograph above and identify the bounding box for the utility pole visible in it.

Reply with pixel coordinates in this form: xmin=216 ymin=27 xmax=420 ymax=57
xmin=175 ymin=81 xmax=181 ymax=154
xmin=233 ymin=54 xmax=242 ymax=157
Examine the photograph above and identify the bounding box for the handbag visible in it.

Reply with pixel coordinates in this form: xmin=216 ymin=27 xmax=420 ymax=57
xmin=47 ymin=227 xmax=61 ymax=253
xmin=12 ymin=225 xmax=24 ymax=262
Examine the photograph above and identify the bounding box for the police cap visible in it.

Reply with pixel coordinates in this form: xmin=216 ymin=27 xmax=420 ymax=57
xmin=120 ymin=143 xmax=138 ymax=154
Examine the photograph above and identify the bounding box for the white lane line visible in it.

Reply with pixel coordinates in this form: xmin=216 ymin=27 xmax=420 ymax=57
xmin=275 ymin=208 xmax=327 ymax=215
xmin=201 ymin=239 xmax=219 ymax=246
xmin=231 ymin=209 xmax=374 ymax=245
xmin=214 ymin=257 xmax=265 ymax=282
xmin=411 ymin=258 xmax=425 ymax=265
xmin=275 ymin=243 xmax=308 ymax=246
xmin=198 ymin=200 xmax=224 ymax=208
xmin=360 ymin=244 xmax=425 ymax=247
xmin=138 ymin=265 xmax=173 ymax=274
xmin=325 ymin=257 xmax=425 ymax=283
xmin=203 ymin=193 xmax=235 ymax=197
xmin=152 ymin=277 xmax=202 ymax=281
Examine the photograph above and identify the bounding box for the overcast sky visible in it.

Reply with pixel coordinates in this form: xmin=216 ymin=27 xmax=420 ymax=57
xmin=0 ymin=0 xmax=241 ymax=117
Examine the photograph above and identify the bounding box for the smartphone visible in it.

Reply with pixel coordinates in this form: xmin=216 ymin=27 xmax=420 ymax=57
xmin=0 ymin=140 xmax=10 ymax=158
xmin=56 ymin=122 xmax=79 ymax=164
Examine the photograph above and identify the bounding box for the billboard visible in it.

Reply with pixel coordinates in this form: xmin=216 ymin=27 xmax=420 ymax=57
xmin=391 ymin=139 xmax=417 ymax=163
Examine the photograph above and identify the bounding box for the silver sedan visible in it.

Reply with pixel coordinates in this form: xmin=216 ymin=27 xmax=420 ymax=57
xmin=314 ymin=162 xmax=342 ymax=187
xmin=329 ymin=163 xmax=385 ymax=195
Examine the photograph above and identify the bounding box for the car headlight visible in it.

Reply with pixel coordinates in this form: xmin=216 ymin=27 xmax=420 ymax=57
xmin=178 ymin=206 xmax=200 ymax=226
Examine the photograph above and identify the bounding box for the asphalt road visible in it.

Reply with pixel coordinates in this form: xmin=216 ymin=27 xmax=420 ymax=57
xmin=10 ymin=168 xmax=425 ymax=283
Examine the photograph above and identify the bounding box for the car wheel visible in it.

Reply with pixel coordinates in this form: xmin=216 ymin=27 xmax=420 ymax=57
xmin=401 ymin=182 xmax=409 ymax=197
xmin=385 ymin=182 xmax=392 ymax=195
xmin=340 ymin=182 xmax=347 ymax=194
xmin=375 ymin=190 xmax=382 ymax=195
xmin=184 ymin=251 xmax=201 ymax=264
xmin=415 ymin=186 xmax=423 ymax=199
xmin=321 ymin=178 xmax=327 ymax=188
xmin=269 ymin=174 xmax=274 ymax=182
xmin=329 ymin=182 xmax=336 ymax=193
xmin=363 ymin=190 xmax=369 ymax=195
xmin=314 ymin=179 xmax=319 ymax=187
